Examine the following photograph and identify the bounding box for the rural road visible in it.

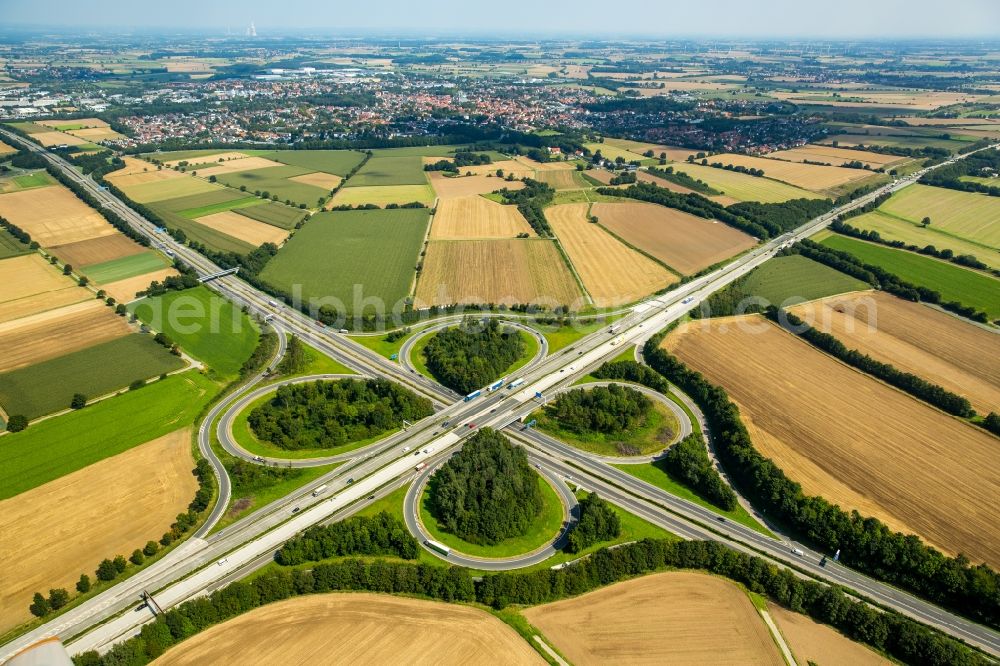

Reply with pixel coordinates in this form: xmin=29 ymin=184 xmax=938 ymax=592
xmin=403 ymin=451 xmax=578 ymax=570
xmin=4 ymin=129 xmax=998 ymax=659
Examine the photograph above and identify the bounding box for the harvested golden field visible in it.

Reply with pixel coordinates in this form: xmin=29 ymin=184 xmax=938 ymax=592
xmin=534 ymin=169 xmax=581 ymax=190
xmin=431 ymin=196 xmax=533 ymax=239
xmin=329 ymin=184 xmax=435 ymax=207
xmin=524 ymin=572 xmax=782 ymax=666
xmin=0 ymin=429 xmax=196 ymax=634
xmin=428 ymin=171 xmax=518 ymax=199
xmin=593 ymin=202 xmax=756 ymax=275
xmin=0 ymin=139 xmax=15 ymax=156
xmin=0 ymin=299 xmax=131 ymax=373
xmin=107 ymin=156 xmax=165 ymax=177
xmin=708 ymin=153 xmax=875 ymax=191
xmin=102 ymin=267 xmax=180 ymax=304
xmin=415 ymin=239 xmax=583 ymax=308
xmin=0 ymin=286 xmax=89 ymax=325
xmin=0 ymin=185 xmax=115 ymax=246
xmin=768 ymin=602 xmax=890 ymax=666
xmin=0 ymin=254 xmax=80 ymax=304
xmin=31 ymin=131 xmax=86 ymax=147
xmin=789 ymin=292 xmax=1000 ymax=414
xmin=106 ymin=167 xmax=186 ymax=189
xmin=515 ymin=156 xmax=576 ymax=172
xmin=66 ymin=126 xmax=124 ymax=142
xmin=288 ymin=171 xmax=342 ymax=190
xmin=117 ymin=176 xmax=223 ymax=204
xmin=465 ymin=159 xmax=534 ymax=179
xmin=664 ymin=317 xmax=1000 ymax=566
xmin=194 ymin=211 xmax=289 ymax=247
xmin=164 ymin=151 xmax=249 ymax=167
xmin=546 ymin=203 xmax=676 ymax=306
xmin=49 ymin=234 xmax=146 ymax=267
xmin=603 ymin=138 xmax=700 ymax=162
xmin=767 ymin=144 xmax=909 ymax=169
xmin=153 ymin=593 xmax=543 ymax=666
xmin=194 ymin=156 xmax=287 ymax=178
xmin=636 ymin=170 xmax=741 ymax=206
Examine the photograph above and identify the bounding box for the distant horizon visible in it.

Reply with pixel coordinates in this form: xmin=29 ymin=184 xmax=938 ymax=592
xmin=3 ymin=0 xmax=1000 ymax=40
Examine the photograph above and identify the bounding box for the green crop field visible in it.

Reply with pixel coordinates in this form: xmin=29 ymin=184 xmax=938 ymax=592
xmin=6 ymin=121 xmax=46 ymax=134
xmin=263 ymin=150 xmax=366 ymax=176
xmin=344 ymin=156 xmax=428 ymax=186
xmin=820 ymin=133 xmax=969 ymax=152
xmin=734 ymin=254 xmax=870 ymax=307
xmin=149 ymin=205 xmax=255 ymax=256
xmin=12 ymin=171 xmax=54 ymax=189
xmin=153 ymin=188 xmax=250 ymax=213
xmin=120 ymin=176 xmax=223 ymax=204
xmin=0 ymin=334 xmax=186 ymax=420
xmin=235 ymin=201 xmax=306 ymax=230
xmin=259 ymin=209 xmax=430 ymax=315
xmin=819 ymin=233 xmax=1000 ymax=318
xmin=847 ymin=210 xmax=1000 ymax=270
xmin=215 ymin=165 xmax=329 ymax=208
xmin=131 ymin=285 xmax=260 ymax=377
xmin=82 ymin=250 xmax=171 ymax=282
xmin=878 ymin=184 xmax=1000 ymax=248
xmin=669 ymin=162 xmax=822 ymax=203
xmin=177 ymin=195 xmax=265 ymax=219
xmin=0 ymin=371 xmax=218 ymax=498
xmin=0 ymin=229 xmax=32 ymax=259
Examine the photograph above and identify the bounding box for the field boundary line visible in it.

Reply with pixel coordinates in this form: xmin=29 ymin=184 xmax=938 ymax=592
xmin=594 ymin=218 xmax=683 ymax=279
xmin=409 ymin=197 xmax=437 ymax=301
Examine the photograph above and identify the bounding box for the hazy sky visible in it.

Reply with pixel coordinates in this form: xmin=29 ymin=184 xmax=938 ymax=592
xmin=4 ymin=0 xmax=1000 ymax=38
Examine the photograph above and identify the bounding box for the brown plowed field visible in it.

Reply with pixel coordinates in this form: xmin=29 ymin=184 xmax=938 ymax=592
xmin=195 ymin=156 xmax=287 ymax=178
xmin=768 ymin=602 xmax=890 ymax=666
xmin=49 ymin=234 xmax=146 ymax=268
xmin=288 ymin=171 xmax=342 ymax=190
xmin=428 ymin=171 xmax=518 ymax=198
xmin=593 ymin=201 xmax=755 ymax=274
xmin=152 ymin=593 xmax=543 ymax=666
xmin=415 ymin=239 xmax=583 ymax=308
xmin=193 ymin=211 xmax=289 ymax=247
xmin=546 ymin=203 xmax=676 ymax=306
xmin=790 ymin=292 xmax=1000 ymax=414
xmin=0 ymin=254 xmax=80 ymax=304
xmin=0 ymin=184 xmax=115 ymax=246
xmin=101 ymin=267 xmax=180 ymax=304
xmin=0 ymin=429 xmax=196 ymax=634
xmin=0 ymin=299 xmax=131 ymax=373
xmin=705 ymin=153 xmax=874 ymax=192
xmin=664 ymin=317 xmax=1000 ymax=566
xmin=524 ymin=572 xmax=782 ymax=666
xmin=430 ymin=196 xmax=533 ymax=238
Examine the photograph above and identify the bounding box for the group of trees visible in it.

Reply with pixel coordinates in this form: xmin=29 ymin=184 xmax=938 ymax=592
xmin=646 ymin=165 xmax=720 ymax=195
xmin=565 ymin=493 xmax=620 ymax=553
xmin=428 ymin=428 xmax=543 ymax=545
xmin=276 ymin=512 xmax=418 ymax=565
xmin=797 ymin=239 xmax=992 ymax=323
xmin=422 ymin=318 xmax=524 ymax=395
xmin=544 ymin=384 xmax=652 ymax=437
xmin=660 ymin=433 xmax=738 ymax=511
xmin=423 ymin=151 xmax=492 ymax=172
xmin=608 ymin=171 xmax=636 ymax=185
xmin=767 ymin=307 xmax=974 ymax=417
xmin=226 ymin=458 xmax=302 ymax=494
xmin=239 ymin=330 xmax=278 ymax=380
xmin=642 ymin=334 xmax=1000 ymax=631
xmin=247 ymin=378 xmax=433 ymax=451
xmin=591 ymin=359 xmax=670 ymax=394
xmin=920 ymin=147 xmax=1000 ymax=197
xmin=0 ymin=214 xmax=36 ymax=248
xmin=496 ymin=178 xmax=555 ymax=237
xmin=276 ymin=334 xmax=307 ymax=375
xmin=76 ymin=538 xmax=989 ymax=666
xmin=702 ymin=159 xmax=765 ymax=177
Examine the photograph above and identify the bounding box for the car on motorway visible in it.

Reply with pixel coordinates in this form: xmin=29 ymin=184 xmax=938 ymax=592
xmin=402 ymin=446 xmax=411 ymax=453
xmin=791 ymin=547 xmax=804 ymax=556
xmin=346 ymin=478 xmax=354 ymax=485
xmin=467 ymin=423 xmax=476 ymax=428
xmin=291 ymin=507 xmax=301 ymax=514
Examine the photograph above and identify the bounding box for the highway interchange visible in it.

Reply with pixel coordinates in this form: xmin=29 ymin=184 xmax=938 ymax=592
xmin=1 ymin=128 xmax=998 ymax=660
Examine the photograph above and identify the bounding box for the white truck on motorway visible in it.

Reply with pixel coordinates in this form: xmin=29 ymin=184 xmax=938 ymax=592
xmin=267 ymin=299 xmax=278 ymax=307
xmin=312 ymin=484 xmax=328 ymax=497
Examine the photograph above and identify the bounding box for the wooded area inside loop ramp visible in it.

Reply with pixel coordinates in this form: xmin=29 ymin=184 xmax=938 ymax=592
xmin=664 ymin=316 xmax=1000 ymax=568
xmin=523 ymin=571 xmax=783 ymax=666
xmin=152 ymin=593 xmax=544 ymax=666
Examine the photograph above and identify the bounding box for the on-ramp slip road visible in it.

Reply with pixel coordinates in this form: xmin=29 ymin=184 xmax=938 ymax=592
xmin=1 ymin=129 xmax=996 ymax=660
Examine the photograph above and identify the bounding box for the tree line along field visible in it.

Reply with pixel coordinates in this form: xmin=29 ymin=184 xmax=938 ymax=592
xmin=658 ymin=161 xmax=822 ymax=203
xmin=0 ymin=333 xmax=186 ymax=420
xmin=765 ymin=143 xmax=912 ymax=170
xmin=546 ymin=202 xmax=677 ymax=306
xmin=817 ymin=231 xmax=1000 ymax=319
xmin=0 ymin=429 xmax=197 ymax=634
xmin=523 ymin=572 xmax=785 ymax=665
xmin=150 ymin=593 xmax=544 ymax=666
xmin=789 ymin=292 xmax=1000 ymax=414
xmin=414 ymin=239 xmax=583 ymax=308
xmin=0 ymin=371 xmax=217 ymax=498
xmin=664 ymin=317 xmax=1000 ymax=568
xmin=259 ymin=209 xmax=430 ymax=314
xmin=591 ymin=201 xmax=756 ymax=275
xmin=876 ymin=183 xmax=1000 ymax=249
xmin=701 ymin=152 xmax=884 ymax=193
xmin=130 ymin=285 xmax=260 ymax=378
xmin=845 ymin=210 xmax=1000 ymax=270
xmin=0 ymin=227 xmax=32 ymax=259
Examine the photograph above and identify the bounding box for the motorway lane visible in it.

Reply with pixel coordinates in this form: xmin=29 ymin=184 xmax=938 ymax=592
xmin=403 ymin=452 xmax=578 ymax=570
xmin=3 ymin=130 xmax=997 ymax=657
